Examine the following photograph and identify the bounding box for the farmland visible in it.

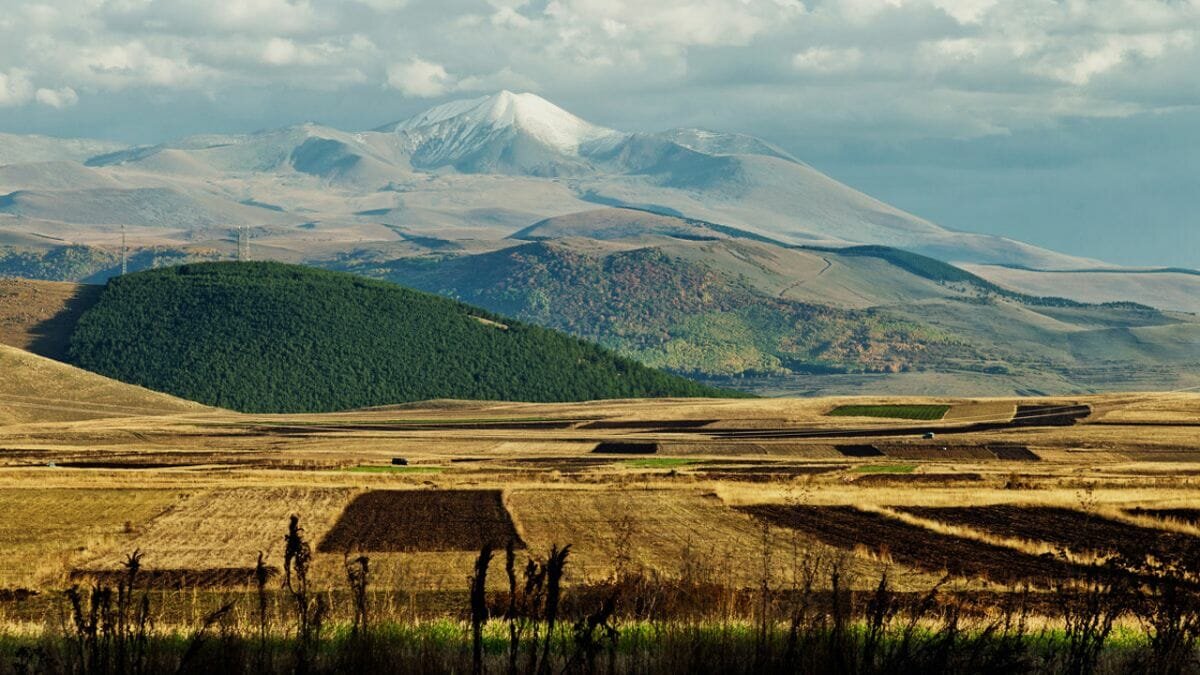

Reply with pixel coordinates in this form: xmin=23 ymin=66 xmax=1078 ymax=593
xmin=826 ymin=403 xmax=950 ymax=420
xmin=318 ymin=490 xmax=524 ymax=553
xmin=0 ymin=392 xmax=1197 ymax=592
xmin=0 ymin=391 xmax=1199 ymax=671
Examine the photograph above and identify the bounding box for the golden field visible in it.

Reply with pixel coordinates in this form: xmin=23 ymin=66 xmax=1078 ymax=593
xmin=0 ymin=388 xmax=1197 ymax=599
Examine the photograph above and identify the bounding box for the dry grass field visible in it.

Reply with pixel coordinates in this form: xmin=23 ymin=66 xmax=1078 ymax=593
xmin=0 ymin=387 xmax=1196 ymax=672
xmin=0 ymin=343 xmax=208 ymax=425
xmin=0 ymin=388 xmax=1196 ymax=606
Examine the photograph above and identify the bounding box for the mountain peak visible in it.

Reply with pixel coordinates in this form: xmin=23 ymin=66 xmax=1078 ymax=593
xmin=387 ymin=91 xmax=615 ymax=154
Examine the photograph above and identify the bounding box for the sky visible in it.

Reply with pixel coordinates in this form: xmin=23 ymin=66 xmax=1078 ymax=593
xmin=0 ymin=0 xmax=1197 ymax=267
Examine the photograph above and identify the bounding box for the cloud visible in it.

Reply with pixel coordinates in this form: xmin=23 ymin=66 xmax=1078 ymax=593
xmin=35 ymin=86 xmax=79 ymax=109
xmin=0 ymin=70 xmax=33 ymax=107
xmin=386 ymin=57 xmax=538 ymax=99
xmin=387 ymin=58 xmax=452 ymax=98
xmin=0 ymin=0 xmax=1194 ymax=138
xmin=792 ymin=47 xmax=863 ymax=73
xmin=101 ymin=0 xmax=326 ymax=37
xmin=65 ymin=41 xmax=216 ymax=90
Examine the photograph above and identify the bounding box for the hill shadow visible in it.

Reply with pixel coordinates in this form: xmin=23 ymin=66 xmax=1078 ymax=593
xmin=25 ymin=284 xmax=103 ymax=362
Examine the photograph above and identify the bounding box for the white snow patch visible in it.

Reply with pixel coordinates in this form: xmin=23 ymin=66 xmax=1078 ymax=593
xmin=391 ymin=91 xmax=616 ymax=154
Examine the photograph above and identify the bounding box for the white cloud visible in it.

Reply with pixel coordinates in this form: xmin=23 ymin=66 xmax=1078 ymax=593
xmin=387 ymin=58 xmax=453 ymax=97
xmin=0 ymin=70 xmax=34 ymax=107
xmin=456 ymin=67 xmax=539 ymax=94
xmin=35 ymin=86 xmax=79 ymax=108
xmin=65 ymin=41 xmax=215 ymax=89
xmin=792 ymin=47 xmax=863 ymax=73
xmin=0 ymin=70 xmax=77 ymax=109
xmin=354 ymin=0 xmax=408 ymax=10
xmin=386 ymin=57 xmax=538 ymax=99
xmin=260 ymin=37 xmax=346 ymax=67
xmin=263 ymin=38 xmax=303 ymax=66
xmin=1029 ymin=32 xmax=1195 ymax=86
xmin=102 ymin=0 xmax=325 ymax=36
xmin=0 ymin=0 xmax=1194 ymax=140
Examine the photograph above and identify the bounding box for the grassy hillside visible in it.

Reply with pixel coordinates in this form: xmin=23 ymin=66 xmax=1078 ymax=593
xmin=824 ymin=245 xmax=1153 ymax=310
xmin=332 ymin=240 xmax=1200 ymax=396
xmin=66 ymin=262 xmax=734 ymax=413
xmin=0 ymin=343 xmax=207 ymax=424
xmin=346 ymin=242 xmax=976 ymax=377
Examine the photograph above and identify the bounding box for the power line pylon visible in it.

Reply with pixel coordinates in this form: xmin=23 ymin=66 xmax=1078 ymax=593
xmin=237 ymin=226 xmax=251 ymax=262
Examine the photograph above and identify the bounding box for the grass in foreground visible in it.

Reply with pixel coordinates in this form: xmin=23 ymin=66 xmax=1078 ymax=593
xmin=5 ymin=509 xmax=1200 ymax=675
xmin=827 ymin=404 xmax=950 ymax=420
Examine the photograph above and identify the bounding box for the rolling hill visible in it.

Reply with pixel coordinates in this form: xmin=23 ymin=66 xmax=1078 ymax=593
xmin=347 ymin=240 xmax=975 ymax=377
xmin=0 ymin=277 xmax=102 ymax=361
xmin=64 ymin=262 xmax=735 ymax=413
xmin=332 ymin=216 xmax=1200 ymax=396
xmin=0 ymin=343 xmax=207 ymax=425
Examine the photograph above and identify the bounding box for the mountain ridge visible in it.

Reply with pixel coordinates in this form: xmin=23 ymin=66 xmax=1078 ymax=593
xmin=1 ymin=90 xmax=1100 ymax=269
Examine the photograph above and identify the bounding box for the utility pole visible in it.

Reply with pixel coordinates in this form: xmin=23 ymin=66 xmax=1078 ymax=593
xmin=120 ymin=224 xmax=128 ymax=276
xmin=237 ymin=226 xmax=250 ymax=262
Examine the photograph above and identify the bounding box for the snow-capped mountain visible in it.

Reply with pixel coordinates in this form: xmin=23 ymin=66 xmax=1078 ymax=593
xmin=0 ymin=90 xmax=1120 ymax=271
xmin=378 ymin=91 xmax=618 ymax=175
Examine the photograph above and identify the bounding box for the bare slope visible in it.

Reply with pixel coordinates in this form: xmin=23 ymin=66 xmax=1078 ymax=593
xmin=0 ymin=278 xmax=100 ymax=360
xmin=0 ymin=343 xmax=208 ymax=425
xmin=962 ymin=264 xmax=1200 ymax=314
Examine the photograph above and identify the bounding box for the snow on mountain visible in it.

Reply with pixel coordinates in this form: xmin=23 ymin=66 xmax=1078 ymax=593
xmin=391 ymin=91 xmax=614 ymax=150
xmin=655 ymin=128 xmax=799 ymax=163
xmin=0 ymin=91 xmax=1123 ymax=269
xmin=379 ymin=91 xmax=620 ymax=174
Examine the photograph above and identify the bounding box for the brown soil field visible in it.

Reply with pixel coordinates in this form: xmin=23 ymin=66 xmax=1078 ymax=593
xmin=503 ymin=489 xmax=922 ymax=588
xmin=836 ymin=444 xmax=885 ymax=457
xmin=1126 ymin=507 xmax=1200 ymax=525
xmin=593 ymin=441 xmax=660 ymax=454
xmin=878 ymin=444 xmax=998 ymax=460
xmin=317 ymin=489 xmax=523 ymax=553
xmin=1012 ymin=404 xmax=1093 ymax=426
xmin=852 ymin=473 xmax=984 ymax=485
xmin=738 ymin=505 xmax=1077 ymax=586
xmin=899 ymin=505 xmax=1200 ymax=561
xmin=991 ymin=445 xmax=1041 ymax=461
xmin=71 ymin=567 xmax=265 ymax=589
xmin=694 ymin=464 xmax=847 ymax=482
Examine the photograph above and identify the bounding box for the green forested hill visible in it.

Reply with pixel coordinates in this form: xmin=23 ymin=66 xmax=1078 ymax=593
xmin=66 ymin=262 xmax=735 ymax=412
